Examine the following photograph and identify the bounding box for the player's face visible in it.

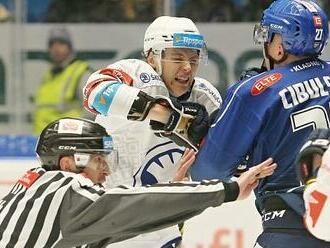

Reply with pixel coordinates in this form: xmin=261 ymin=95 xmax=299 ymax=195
xmin=48 ymin=41 xmax=71 ymax=65
xmin=161 ymin=48 xmax=199 ymax=97
xmin=83 ymin=154 xmax=110 ymax=184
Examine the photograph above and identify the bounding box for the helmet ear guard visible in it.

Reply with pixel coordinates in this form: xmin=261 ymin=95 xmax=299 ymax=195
xmin=36 ymin=118 xmax=116 ymax=171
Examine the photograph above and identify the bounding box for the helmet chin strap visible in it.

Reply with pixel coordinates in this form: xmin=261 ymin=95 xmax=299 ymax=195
xmin=263 ymin=43 xmax=288 ymax=70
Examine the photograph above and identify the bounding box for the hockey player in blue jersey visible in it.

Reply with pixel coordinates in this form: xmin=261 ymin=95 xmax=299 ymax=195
xmin=191 ymin=0 xmax=330 ymax=247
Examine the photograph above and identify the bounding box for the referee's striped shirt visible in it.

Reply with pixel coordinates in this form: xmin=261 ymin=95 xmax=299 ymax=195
xmin=0 ymin=167 xmax=237 ymax=248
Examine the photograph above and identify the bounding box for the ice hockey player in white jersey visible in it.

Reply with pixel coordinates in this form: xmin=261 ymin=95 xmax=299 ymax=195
xmin=83 ymin=16 xmax=221 ymax=247
xmin=296 ymin=128 xmax=330 ymax=242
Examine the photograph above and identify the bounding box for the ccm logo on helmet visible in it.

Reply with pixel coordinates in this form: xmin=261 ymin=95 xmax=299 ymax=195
xmin=58 ymin=145 xmax=76 ymax=150
xmin=251 ymin=73 xmax=282 ymax=96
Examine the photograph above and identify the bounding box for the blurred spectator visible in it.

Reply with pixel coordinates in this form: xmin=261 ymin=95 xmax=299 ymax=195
xmin=32 ymin=27 xmax=93 ymax=134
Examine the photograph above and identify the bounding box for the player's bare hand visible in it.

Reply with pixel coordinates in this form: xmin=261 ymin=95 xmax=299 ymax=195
xmin=172 ymin=149 xmax=196 ymax=182
xmin=237 ymin=158 xmax=277 ymax=200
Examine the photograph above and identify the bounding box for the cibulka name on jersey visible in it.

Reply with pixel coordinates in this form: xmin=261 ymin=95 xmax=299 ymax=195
xmin=279 ymin=76 xmax=330 ymax=109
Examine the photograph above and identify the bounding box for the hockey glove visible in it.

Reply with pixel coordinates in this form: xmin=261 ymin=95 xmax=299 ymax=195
xmin=150 ymin=96 xmax=209 ymax=151
xmin=296 ymin=128 xmax=330 ymax=184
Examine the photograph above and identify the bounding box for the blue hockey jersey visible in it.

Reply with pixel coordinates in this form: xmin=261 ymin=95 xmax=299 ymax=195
xmin=192 ymin=58 xmax=330 ymax=200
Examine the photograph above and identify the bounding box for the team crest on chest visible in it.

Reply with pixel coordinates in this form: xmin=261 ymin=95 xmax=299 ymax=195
xmin=133 ymin=142 xmax=184 ymax=186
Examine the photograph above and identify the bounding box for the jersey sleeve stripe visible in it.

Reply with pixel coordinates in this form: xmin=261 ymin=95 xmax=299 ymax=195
xmin=0 ymin=187 xmax=27 ymax=242
xmin=1 ymin=173 xmax=66 ymax=246
xmin=107 ymin=180 xmax=225 ymax=195
xmin=44 ymin=205 xmax=62 ymax=247
xmin=25 ymin=177 xmax=73 ymax=247
xmin=74 ymin=183 xmax=106 ymax=201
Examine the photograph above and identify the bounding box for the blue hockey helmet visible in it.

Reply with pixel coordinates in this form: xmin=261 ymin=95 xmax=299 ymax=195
xmin=254 ymin=0 xmax=329 ymax=56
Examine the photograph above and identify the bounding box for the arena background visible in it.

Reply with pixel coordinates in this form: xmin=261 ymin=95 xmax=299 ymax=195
xmin=0 ymin=0 xmax=329 ymax=247
xmin=1 ymin=23 xmax=330 ymax=134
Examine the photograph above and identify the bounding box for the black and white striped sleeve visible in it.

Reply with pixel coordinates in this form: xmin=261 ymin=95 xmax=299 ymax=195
xmin=57 ymin=179 xmax=239 ymax=247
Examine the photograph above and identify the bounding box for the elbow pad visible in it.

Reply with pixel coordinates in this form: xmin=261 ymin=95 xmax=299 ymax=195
xmin=83 ymin=67 xmax=135 ymax=116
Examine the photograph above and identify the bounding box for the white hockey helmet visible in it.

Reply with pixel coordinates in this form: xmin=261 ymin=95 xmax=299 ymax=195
xmin=143 ymin=16 xmax=208 ymax=64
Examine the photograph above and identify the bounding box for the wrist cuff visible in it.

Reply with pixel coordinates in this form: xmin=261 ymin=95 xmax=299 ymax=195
xmin=223 ymin=181 xmax=239 ymax=202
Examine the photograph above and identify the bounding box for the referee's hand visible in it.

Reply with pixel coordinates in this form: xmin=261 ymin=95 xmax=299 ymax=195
xmin=237 ymin=158 xmax=277 ymax=200
xmin=172 ymin=149 xmax=196 ymax=182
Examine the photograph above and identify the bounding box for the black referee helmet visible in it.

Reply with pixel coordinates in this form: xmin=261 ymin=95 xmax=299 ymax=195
xmin=36 ymin=118 xmax=113 ymax=171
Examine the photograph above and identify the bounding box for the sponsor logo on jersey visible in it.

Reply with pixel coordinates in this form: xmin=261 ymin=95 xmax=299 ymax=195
xmin=140 ymin=72 xmax=150 ymax=83
xmin=93 ymin=83 xmax=121 ymax=115
xmin=139 ymin=73 xmax=162 ymax=83
xmin=99 ymin=95 xmax=106 ymax=105
xmin=251 ymin=73 xmax=282 ymax=96
xmin=19 ymin=170 xmax=40 ymax=188
xmin=197 ymin=83 xmax=222 ymax=104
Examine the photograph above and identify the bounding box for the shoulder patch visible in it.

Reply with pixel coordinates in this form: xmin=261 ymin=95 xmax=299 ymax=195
xmin=251 ymin=72 xmax=282 ymax=96
xmin=18 ymin=170 xmax=40 ymax=188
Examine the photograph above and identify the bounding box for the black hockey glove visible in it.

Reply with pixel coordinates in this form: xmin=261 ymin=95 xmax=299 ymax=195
xmin=296 ymin=128 xmax=330 ymax=184
xmin=150 ymin=97 xmax=209 ymax=151
xmin=239 ymin=65 xmax=267 ymax=81
xmin=187 ymin=102 xmax=209 ymax=147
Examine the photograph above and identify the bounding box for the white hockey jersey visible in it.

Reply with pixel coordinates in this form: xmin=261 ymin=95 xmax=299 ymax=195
xmin=85 ymin=59 xmax=221 ymax=247
xmin=304 ymin=147 xmax=330 ymax=242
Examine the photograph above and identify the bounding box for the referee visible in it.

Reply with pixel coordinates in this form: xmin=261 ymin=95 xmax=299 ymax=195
xmin=0 ymin=118 xmax=276 ymax=248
